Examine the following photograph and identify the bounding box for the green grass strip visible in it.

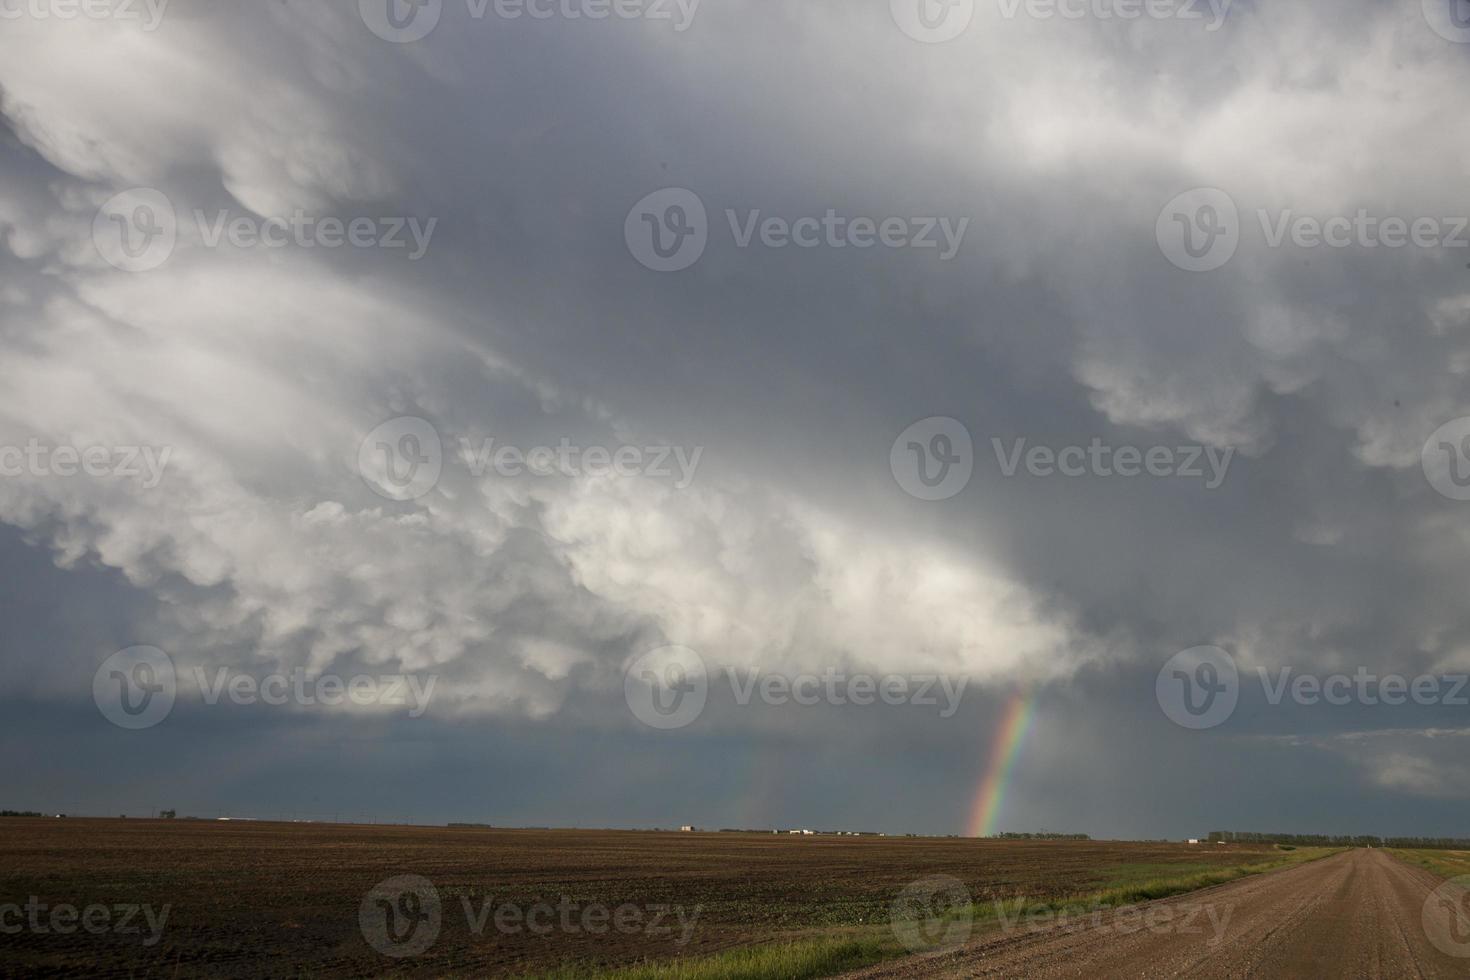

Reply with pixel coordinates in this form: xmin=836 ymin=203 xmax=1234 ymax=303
xmin=527 ymin=936 xmax=894 ymax=980
xmin=1388 ymin=848 xmax=1470 ymax=880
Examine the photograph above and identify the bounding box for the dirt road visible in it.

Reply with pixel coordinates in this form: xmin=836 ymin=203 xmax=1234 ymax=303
xmin=846 ymin=849 xmax=1470 ymax=978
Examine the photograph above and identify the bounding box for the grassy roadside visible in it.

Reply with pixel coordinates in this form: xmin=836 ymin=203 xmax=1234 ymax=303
xmin=528 ymin=937 xmax=893 ymax=980
xmin=1388 ymin=847 xmax=1470 ymax=880
xmin=529 ymin=846 xmax=1342 ymax=980
xmin=980 ymin=845 xmax=1340 ymax=925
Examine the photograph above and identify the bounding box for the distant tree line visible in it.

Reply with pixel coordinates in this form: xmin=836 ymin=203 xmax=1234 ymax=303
xmin=1 ymin=810 xmax=43 ymax=817
xmin=995 ymin=832 xmax=1091 ymax=840
xmin=1207 ymin=831 xmax=1470 ymax=849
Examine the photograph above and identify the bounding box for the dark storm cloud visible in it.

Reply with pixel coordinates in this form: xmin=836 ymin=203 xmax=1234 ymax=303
xmin=1 ymin=0 xmax=1469 ymax=836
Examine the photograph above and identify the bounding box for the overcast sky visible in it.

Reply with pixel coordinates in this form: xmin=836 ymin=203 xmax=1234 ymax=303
xmin=2 ymin=0 xmax=1470 ymax=839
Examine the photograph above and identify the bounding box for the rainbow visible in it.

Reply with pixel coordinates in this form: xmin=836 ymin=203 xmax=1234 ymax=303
xmin=965 ymin=689 xmax=1037 ymax=837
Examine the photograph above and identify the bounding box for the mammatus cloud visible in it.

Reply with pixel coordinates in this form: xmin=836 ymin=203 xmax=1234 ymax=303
xmin=0 ymin=7 xmax=1080 ymax=722
xmin=2 ymin=1 xmax=1470 ymax=831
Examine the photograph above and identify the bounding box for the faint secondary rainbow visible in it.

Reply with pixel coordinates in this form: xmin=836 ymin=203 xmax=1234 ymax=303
xmin=966 ymin=689 xmax=1037 ymax=837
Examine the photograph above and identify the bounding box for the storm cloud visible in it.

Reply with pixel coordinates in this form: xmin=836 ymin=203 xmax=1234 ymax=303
xmin=2 ymin=0 xmax=1469 ymax=837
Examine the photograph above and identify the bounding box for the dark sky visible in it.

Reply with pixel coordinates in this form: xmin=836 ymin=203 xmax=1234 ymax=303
xmin=1 ymin=0 xmax=1469 ymax=839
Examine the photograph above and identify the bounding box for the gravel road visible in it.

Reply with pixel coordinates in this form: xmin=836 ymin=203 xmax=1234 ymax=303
xmin=843 ymin=848 xmax=1470 ymax=978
